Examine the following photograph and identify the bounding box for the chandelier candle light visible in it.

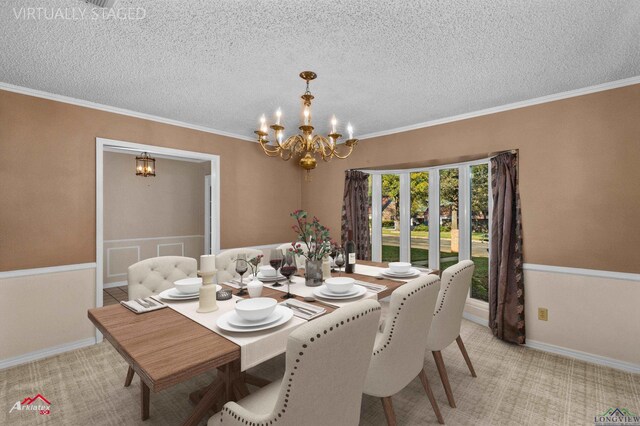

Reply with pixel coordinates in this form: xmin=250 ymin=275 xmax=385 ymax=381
xmin=255 ymin=71 xmax=358 ymax=180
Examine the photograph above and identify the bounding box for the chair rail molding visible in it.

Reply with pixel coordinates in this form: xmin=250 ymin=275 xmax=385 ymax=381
xmin=522 ymin=263 xmax=640 ymax=282
xmin=0 ymin=263 xmax=97 ymax=280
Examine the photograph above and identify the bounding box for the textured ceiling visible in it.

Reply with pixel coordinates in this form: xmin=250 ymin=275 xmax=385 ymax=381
xmin=1 ymin=0 xmax=639 ymax=140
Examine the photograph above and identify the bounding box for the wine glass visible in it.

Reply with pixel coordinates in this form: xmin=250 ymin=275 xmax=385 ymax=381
xmin=334 ymin=248 xmax=345 ymax=275
xmin=280 ymin=251 xmax=297 ymax=299
xmin=269 ymin=249 xmax=284 ymax=287
xmin=235 ymin=254 xmax=248 ymax=296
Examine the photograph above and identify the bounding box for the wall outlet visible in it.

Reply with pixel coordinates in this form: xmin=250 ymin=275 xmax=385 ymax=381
xmin=538 ymin=307 xmax=548 ymax=321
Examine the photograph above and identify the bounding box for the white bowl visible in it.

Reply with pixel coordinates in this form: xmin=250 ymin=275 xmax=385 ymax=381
xmin=258 ymin=265 xmax=276 ymax=277
xmin=324 ymin=277 xmax=355 ymax=294
xmin=173 ymin=277 xmax=202 ymax=294
xmin=389 ymin=262 xmax=412 ymax=274
xmin=235 ymin=297 xmax=277 ymax=322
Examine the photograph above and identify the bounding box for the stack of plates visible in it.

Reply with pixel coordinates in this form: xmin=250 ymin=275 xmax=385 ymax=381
xmin=158 ymin=284 xmax=222 ymax=301
xmin=216 ymin=305 xmax=293 ymax=333
xmin=252 ymin=273 xmax=286 ymax=283
xmin=380 ymin=268 xmax=421 ymax=279
xmin=313 ymin=284 xmax=367 ymax=300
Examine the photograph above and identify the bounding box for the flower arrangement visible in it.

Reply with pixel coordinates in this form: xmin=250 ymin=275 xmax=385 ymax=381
xmin=289 ymin=210 xmax=334 ymax=261
xmin=247 ymin=254 xmax=263 ymax=277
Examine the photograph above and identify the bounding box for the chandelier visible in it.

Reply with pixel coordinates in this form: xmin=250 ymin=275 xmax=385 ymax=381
xmin=255 ymin=71 xmax=358 ymax=179
xmin=135 ymin=152 xmax=156 ymax=177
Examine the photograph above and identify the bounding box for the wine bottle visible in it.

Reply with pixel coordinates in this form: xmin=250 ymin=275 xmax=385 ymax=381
xmin=345 ymin=231 xmax=356 ymax=274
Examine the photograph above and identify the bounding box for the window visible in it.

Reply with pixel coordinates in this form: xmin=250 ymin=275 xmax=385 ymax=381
xmin=470 ymin=164 xmax=489 ymax=302
xmin=381 ymin=174 xmax=400 ymax=262
xmin=410 ymin=172 xmax=429 ymax=267
xmin=439 ymin=168 xmax=459 ymax=272
xmin=369 ymin=159 xmax=491 ymax=303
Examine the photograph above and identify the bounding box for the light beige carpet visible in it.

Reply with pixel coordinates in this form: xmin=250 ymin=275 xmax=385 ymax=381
xmin=1 ymin=320 xmax=638 ymax=426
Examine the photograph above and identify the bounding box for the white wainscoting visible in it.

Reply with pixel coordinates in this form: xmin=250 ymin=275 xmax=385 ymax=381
xmin=2 ymin=259 xmax=638 ymax=373
xmin=462 ymin=263 xmax=640 ymax=373
xmin=0 ymin=265 xmax=97 ymax=369
xmin=103 ymin=235 xmax=204 ymax=286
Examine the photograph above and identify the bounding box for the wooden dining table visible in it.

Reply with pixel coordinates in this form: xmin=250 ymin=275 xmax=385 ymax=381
xmin=87 ymin=260 xmax=437 ymax=426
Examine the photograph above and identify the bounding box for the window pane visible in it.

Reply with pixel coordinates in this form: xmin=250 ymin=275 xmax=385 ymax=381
xmin=470 ymin=164 xmax=489 ymax=302
xmin=439 ymin=168 xmax=459 ymax=271
xmin=410 ymin=172 xmax=429 ymax=267
xmin=381 ymin=174 xmax=400 ymax=262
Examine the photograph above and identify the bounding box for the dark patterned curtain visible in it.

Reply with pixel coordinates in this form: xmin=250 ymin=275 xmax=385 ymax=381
xmin=489 ymin=152 xmax=525 ymax=344
xmin=341 ymin=170 xmax=371 ymax=260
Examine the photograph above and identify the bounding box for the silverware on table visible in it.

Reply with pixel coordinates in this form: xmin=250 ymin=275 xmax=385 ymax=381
xmin=283 ymin=302 xmax=318 ymax=316
xmin=145 ymin=297 xmax=158 ymax=307
xmin=136 ymin=298 xmax=150 ymax=309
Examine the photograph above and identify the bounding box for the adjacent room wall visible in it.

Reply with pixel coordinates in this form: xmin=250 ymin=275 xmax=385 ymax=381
xmin=103 ymin=151 xmax=209 ymax=286
xmin=301 ymin=84 xmax=640 ymax=366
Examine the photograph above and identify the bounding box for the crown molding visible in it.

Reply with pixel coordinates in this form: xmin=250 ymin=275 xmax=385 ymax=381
xmin=357 ymin=75 xmax=640 ymax=140
xmin=3 ymin=76 xmax=639 ymax=143
xmin=0 ymin=82 xmax=255 ymax=142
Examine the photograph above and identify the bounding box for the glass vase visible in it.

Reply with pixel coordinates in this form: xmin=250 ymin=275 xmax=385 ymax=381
xmin=304 ymin=259 xmax=323 ymax=287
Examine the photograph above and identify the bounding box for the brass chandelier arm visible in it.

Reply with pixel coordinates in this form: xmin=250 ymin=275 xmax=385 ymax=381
xmin=328 ymin=142 xmax=355 ymax=160
xmin=259 ymin=138 xmax=284 ymax=157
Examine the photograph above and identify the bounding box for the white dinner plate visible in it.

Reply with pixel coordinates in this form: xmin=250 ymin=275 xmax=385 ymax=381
xmin=158 ymin=285 xmax=221 ymax=301
xmin=226 ymin=309 xmax=284 ymax=328
xmin=318 ymin=285 xmax=360 ymax=298
xmin=381 ymin=268 xmax=421 ymax=278
xmin=313 ymin=284 xmax=367 ymax=300
xmin=217 ymin=305 xmax=293 ymax=333
xmin=252 ymin=273 xmax=286 ymax=282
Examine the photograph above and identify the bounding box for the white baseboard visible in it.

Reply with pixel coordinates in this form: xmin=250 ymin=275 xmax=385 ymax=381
xmin=0 ymin=337 xmax=97 ymax=371
xmin=103 ymin=280 xmax=127 ymax=289
xmin=525 ymin=340 xmax=640 ymax=374
xmin=463 ymin=311 xmax=489 ymax=327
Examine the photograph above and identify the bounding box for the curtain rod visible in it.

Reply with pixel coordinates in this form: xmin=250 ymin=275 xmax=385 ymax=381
xmin=346 ymin=149 xmax=518 ymax=173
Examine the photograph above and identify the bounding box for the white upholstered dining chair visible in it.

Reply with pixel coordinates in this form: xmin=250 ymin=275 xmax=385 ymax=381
xmin=127 ymin=256 xmax=198 ymax=300
xmin=125 ymin=256 xmax=197 ymax=387
xmin=364 ymin=275 xmax=444 ymax=425
xmin=209 ymin=299 xmax=382 ymax=426
xmin=425 ymin=260 xmax=477 ymax=408
xmin=215 ymin=248 xmax=263 ymax=283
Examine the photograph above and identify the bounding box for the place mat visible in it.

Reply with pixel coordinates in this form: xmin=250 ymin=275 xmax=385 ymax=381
xmin=278 ymin=299 xmax=326 ymax=320
xmin=262 ymin=276 xmax=378 ymax=308
xmin=120 ymin=298 xmax=166 ymax=314
xmin=163 ymin=296 xmax=306 ymax=371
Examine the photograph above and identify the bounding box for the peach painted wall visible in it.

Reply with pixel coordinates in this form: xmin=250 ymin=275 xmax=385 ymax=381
xmin=0 ymin=90 xmax=301 ymax=272
xmin=301 ymin=84 xmax=640 ymax=274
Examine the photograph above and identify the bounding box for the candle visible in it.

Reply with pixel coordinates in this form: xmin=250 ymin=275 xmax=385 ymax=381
xmin=347 ymin=122 xmax=353 ymax=139
xmin=200 ymin=254 xmax=216 ymax=273
xmin=331 ymin=115 xmax=337 ymax=134
xmin=276 ymin=108 xmax=282 ymax=125
xmin=303 ymin=107 xmax=310 ymax=125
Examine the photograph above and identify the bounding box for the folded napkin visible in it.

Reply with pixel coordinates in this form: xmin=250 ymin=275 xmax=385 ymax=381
xmin=120 ymin=297 xmax=166 ymax=314
xmin=279 ymin=299 xmax=326 ymax=321
xmin=355 ymin=281 xmax=387 ymax=293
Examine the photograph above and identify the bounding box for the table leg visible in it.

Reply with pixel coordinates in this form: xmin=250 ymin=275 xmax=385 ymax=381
xmin=141 ymin=381 xmax=150 ymax=420
xmin=243 ymin=373 xmax=271 ymax=388
xmin=182 ymin=379 xmax=225 ymax=426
